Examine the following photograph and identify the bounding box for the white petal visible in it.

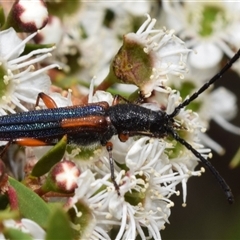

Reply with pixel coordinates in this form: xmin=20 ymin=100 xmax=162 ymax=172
xmin=75 ymin=169 xmax=95 ymax=198
xmin=189 ymin=43 xmax=223 ymax=69
xmin=21 ymin=219 xmax=45 ymax=239
xmin=108 ymin=195 xmax=124 ymax=220
xmin=210 ymin=87 xmax=237 ymax=119
xmin=0 ymin=28 xmax=23 ymax=59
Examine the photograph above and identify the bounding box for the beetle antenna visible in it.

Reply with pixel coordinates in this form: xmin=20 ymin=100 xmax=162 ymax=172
xmin=169 ymin=48 xmax=240 ymax=118
xmin=168 ymin=128 xmax=234 ymax=204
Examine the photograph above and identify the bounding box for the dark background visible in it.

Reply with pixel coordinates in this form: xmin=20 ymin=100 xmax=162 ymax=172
xmin=162 ymin=70 xmax=240 ymax=239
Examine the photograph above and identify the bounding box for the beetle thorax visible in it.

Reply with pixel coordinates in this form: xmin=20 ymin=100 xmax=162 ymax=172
xmin=149 ymin=111 xmax=173 ymax=138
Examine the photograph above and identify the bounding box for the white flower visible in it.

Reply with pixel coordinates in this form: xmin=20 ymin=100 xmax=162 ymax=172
xmin=73 ymin=86 xmax=207 ymax=238
xmin=162 ymin=1 xmax=240 ymax=73
xmin=1 ymin=218 xmax=45 ymax=239
xmin=112 ymin=14 xmax=191 ymax=97
xmin=68 ymin=169 xmax=112 ymax=240
xmin=61 ymin=15 xmax=120 ymax=83
xmin=0 ymin=27 xmax=58 ymax=115
xmin=95 ymin=133 xmax=204 ymax=238
xmin=160 ymin=2 xmax=240 ymax=155
xmin=204 ymin=87 xmax=238 ymax=130
xmin=145 ymin=89 xmax=209 ymax=202
xmin=40 ymin=2 xmax=152 ymax=86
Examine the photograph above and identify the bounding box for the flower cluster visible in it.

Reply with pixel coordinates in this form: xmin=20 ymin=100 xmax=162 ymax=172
xmin=65 ymin=86 xmax=206 ymax=239
xmin=0 ymin=1 xmax=238 ymax=240
xmin=161 ymin=1 xmax=240 ymax=155
xmin=0 ymin=28 xmax=57 ymax=115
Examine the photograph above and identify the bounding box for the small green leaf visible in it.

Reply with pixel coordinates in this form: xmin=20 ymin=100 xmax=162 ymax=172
xmin=8 ymin=177 xmax=50 ymax=228
xmin=46 ymin=208 xmax=74 ymax=240
xmin=31 ymin=135 xmax=67 ymax=177
xmin=4 ymin=228 xmax=33 ymax=240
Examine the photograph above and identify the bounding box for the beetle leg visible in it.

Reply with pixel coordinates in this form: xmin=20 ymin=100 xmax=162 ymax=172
xmin=135 ymin=91 xmax=145 ymax=104
xmin=35 ymin=92 xmax=58 ymax=109
xmin=118 ymin=131 xmax=155 ymax=142
xmin=112 ymin=95 xmax=130 ymax=105
xmin=112 ymin=92 xmax=144 ymax=105
xmin=106 ymin=142 xmax=120 ymax=195
xmin=14 ymin=138 xmax=51 ymax=146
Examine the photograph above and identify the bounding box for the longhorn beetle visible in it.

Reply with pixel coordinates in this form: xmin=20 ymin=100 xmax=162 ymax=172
xmin=1 ymin=50 xmax=240 ymax=204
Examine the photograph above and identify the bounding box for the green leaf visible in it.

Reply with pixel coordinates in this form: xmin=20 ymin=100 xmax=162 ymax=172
xmin=46 ymin=208 xmax=73 ymax=240
xmin=8 ymin=177 xmax=50 ymax=228
xmin=31 ymin=135 xmax=67 ymax=177
xmin=4 ymin=228 xmax=33 ymax=240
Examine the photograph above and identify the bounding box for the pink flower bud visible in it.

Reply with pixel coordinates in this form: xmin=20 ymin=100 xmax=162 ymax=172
xmin=11 ymin=0 xmax=48 ymax=32
xmin=43 ymin=160 xmax=81 ymax=194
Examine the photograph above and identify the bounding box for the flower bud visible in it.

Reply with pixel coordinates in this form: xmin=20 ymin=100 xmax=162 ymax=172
xmin=41 ymin=160 xmax=80 ymax=194
xmin=111 ymin=33 xmax=153 ymax=96
xmin=111 ymin=15 xmax=191 ymax=98
xmin=6 ymin=0 xmax=48 ymax=32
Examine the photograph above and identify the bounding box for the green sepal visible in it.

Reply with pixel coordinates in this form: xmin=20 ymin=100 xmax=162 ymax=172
xmin=0 ymin=6 xmax=5 ymax=27
xmin=0 ymin=209 xmax=19 ymax=221
xmin=124 ymin=188 xmax=146 ymax=206
xmin=111 ymin=35 xmax=152 ymax=88
xmin=3 ymin=228 xmax=33 ymax=240
xmin=31 ymin=135 xmax=67 ymax=177
xmin=0 ymin=6 xmax=15 ymax=31
xmin=54 ymin=74 xmax=81 ymax=89
xmin=198 ymin=5 xmax=227 ymax=37
xmin=172 ymin=81 xmax=201 ymax=112
xmin=8 ymin=177 xmax=50 ymax=228
xmin=46 ymin=1 xmax=81 ymax=18
xmin=68 ymin=201 xmax=92 ymax=239
xmin=46 ymin=207 xmax=74 ymax=240
xmin=66 ymin=144 xmax=102 ymax=162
